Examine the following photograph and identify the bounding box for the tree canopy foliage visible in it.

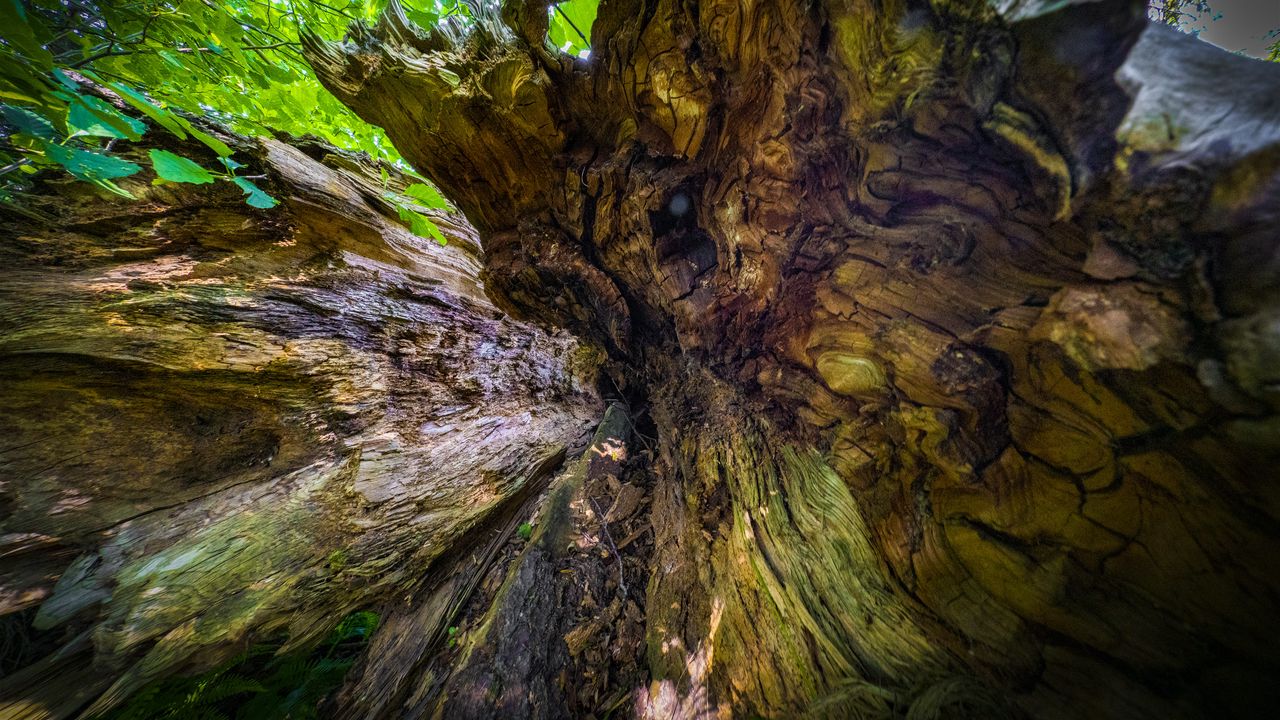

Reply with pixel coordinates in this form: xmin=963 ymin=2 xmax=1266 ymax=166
xmin=0 ymin=0 xmax=602 ymax=238
xmin=3 ymin=1 xmax=373 ymax=202
xmin=2 ymin=0 xmax=1273 ymax=213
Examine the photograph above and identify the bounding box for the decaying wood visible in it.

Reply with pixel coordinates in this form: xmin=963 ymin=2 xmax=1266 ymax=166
xmin=2 ymin=0 xmax=1278 ymax=717
xmin=295 ymin=0 xmax=1280 ymax=717
xmin=0 ymin=128 xmax=601 ymax=717
xmin=427 ymin=405 xmax=632 ymax=719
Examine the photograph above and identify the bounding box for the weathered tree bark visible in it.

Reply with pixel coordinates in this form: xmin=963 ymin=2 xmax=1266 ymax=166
xmin=3 ymin=0 xmax=1280 ymax=718
xmin=0 ymin=127 xmax=602 ymax=717
xmin=297 ymin=0 xmax=1280 ymax=718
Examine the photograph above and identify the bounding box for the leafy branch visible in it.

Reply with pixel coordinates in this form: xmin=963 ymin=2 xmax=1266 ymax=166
xmin=0 ymin=0 xmax=465 ymax=239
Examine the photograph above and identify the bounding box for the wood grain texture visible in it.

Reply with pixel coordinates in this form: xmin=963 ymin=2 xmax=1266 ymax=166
xmin=302 ymin=0 xmax=1280 ymax=717
xmin=0 ymin=129 xmax=601 ymax=718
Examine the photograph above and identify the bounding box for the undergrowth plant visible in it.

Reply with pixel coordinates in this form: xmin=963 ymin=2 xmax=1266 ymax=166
xmin=100 ymin=610 xmax=379 ymax=720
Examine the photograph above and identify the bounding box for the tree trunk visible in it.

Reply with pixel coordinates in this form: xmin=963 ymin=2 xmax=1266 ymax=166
xmin=301 ymin=0 xmax=1280 ymax=717
xmin=0 ymin=128 xmax=602 ymax=717
xmin=4 ymin=0 xmax=1280 ymax=718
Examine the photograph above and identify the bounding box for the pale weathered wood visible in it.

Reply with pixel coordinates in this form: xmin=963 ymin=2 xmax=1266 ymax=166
xmin=0 ymin=127 xmax=601 ymax=718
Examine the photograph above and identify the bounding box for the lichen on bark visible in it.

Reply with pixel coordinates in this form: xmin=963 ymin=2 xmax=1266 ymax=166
xmin=0 ymin=128 xmax=600 ymax=718
xmin=299 ymin=0 xmax=1280 ymax=717
xmin=3 ymin=0 xmax=1280 ymax=718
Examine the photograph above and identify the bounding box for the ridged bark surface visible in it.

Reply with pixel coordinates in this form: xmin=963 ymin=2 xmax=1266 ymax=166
xmin=0 ymin=130 xmax=600 ymax=718
xmin=2 ymin=0 xmax=1279 ymax=718
xmin=302 ymin=0 xmax=1280 ymax=717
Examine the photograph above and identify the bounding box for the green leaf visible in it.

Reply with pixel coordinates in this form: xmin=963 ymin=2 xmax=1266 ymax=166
xmin=67 ymin=95 xmax=146 ymax=140
xmin=172 ymin=115 xmax=233 ymax=158
xmin=232 ymin=176 xmax=278 ymax=209
xmin=3 ymin=0 xmax=408 ymax=173
xmin=149 ymin=149 xmax=215 ymax=184
xmin=189 ymin=675 xmax=264 ymax=704
xmin=0 ymin=104 xmax=56 ymax=139
xmin=0 ymin=55 xmax=56 ymax=105
xmin=157 ymin=50 xmax=185 ymax=69
xmin=329 ymin=611 xmax=379 ymax=643
xmin=404 ymin=182 xmax=448 ymax=209
xmin=44 ymin=142 xmax=141 ymax=181
xmin=397 ymin=206 xmax=448 ymax=246
xmin=42 ymin=142 xmax=140 ymax=198
xmin=109 ymin=83 xmax=187 ymax=139
xmin=424 ymin=222 xmax=447 ymax=246
xmin=97 ymin=179 xmax=137 ymax=198
xmin=548 ymin=0 xmax=598 ymax=55
xmin=405 ymin=8 xmax=440 ymax=28
xmin=0 ymin=0 xmax=54 ymax=69
xmin=51 ymin=69 xmax=80 ymax=92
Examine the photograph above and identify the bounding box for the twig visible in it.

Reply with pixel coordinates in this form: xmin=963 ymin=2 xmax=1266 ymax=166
xmin=69 ymin=41 xmax=297 ymax=69
xmin=308 ymin=0 xmax=359 ymax=21
xmin=0 ymin=159 xmax=32 ymax=177
xmin=175 ymin=42 xmax=299 ymax=53
xmin=553 ymin=5 xmax=590 ymax=48
xmin=588 ymin=495 xmax=627 ymax=598
xmin=69 ymin=45 xmax=126 ymax=68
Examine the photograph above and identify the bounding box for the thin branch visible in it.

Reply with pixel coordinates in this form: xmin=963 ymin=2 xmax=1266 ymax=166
xmin=553 ymin=5 xmax=590 ymax=48
xmin=0 ymin=159 xmax=32 ymax=177
xmin=307 ymin=0 xmax=359 ymax=22
xmin=70 ymin=41 xmax=301 ymax=71
xmin=69 ymin=45 xmax=126 ymax=68
xmin=175 ymin=42 xmax=300 ymax=53
xmin=588 ymin=495 xmax=627 ymax=598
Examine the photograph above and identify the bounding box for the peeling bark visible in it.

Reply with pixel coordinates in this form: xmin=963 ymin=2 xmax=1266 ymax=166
xmin=295 ymin=0 xmax=1280 ymax=717
xmin=3 ymin=0 xmax=1279 ymax=718
xmin=0 ymin=129 xmax=600 ymax=718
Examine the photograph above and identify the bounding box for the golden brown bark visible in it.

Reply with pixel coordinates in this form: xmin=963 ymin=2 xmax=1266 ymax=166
xmin=2 ymin=0 xmax=1278 ymax=717
xmin=299 ymin=0 xmax=1280 ymax=717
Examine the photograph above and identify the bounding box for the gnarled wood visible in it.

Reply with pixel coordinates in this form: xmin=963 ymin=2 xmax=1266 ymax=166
xmin=0 ymin=128 xmax=601 ymax=717
xmin=301 ymin=0 xmax=1280 ymax=717
xmin=2 ymin=0 xmax=1278 ymax=717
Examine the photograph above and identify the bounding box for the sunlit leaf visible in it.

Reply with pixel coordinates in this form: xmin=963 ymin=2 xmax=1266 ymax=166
xmin=0 ymin=0 xmax=437 ymax=202
xmin=397 ymin=205 xmax=448 ymax=245
xmin=548 ymin=0 xmax=598 ymax=56
xmin=67 ymin=95 xmax=146 ymax=140
xmin=422 ymin=219 xmax=448 ymax=245
xmin=172 ymin=116 xmax=234 ymax=158
xmin=232 ymin=176 xmax=278 ymax=209
xmin=158 ymin=50 xmax=185 ymax=70
xmin=405 ymin=8 xmax=439 ymax=28
xmin=149 ymin=149 xmax=215 ymax=184
xmin=404 ymin=182 xmax=448 ymax=208
xmin=109 ymin=83 xmax=187 ymax=140
xmin=43 ymin=142 xmax=142 ymax=182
